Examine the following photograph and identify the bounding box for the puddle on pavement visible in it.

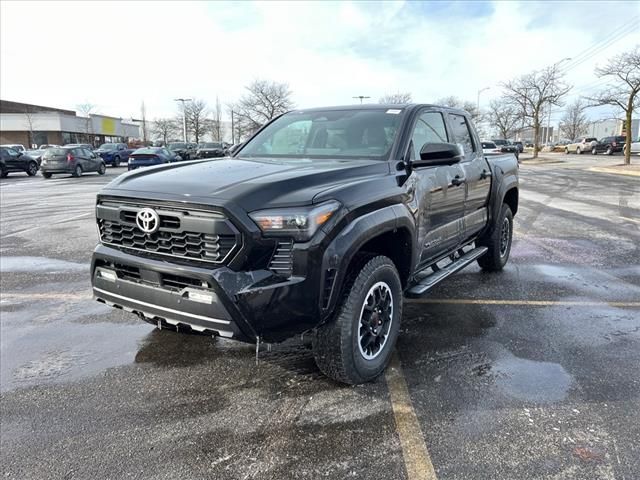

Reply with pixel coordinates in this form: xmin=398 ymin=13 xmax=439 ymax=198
xmin=0 ymin=256 xmax=88 ymax=273
xmin=493 ymin=353 xmax=573 ymax=403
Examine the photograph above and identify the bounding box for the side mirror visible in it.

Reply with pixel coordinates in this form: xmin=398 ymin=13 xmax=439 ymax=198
xmin=413 ymin=142 xmax=463 ymax=167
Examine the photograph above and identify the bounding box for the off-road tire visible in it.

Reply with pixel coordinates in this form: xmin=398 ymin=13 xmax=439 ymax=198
xmin=477 ymin=203 xmax=513 ymax=272
xmin=72 ymin=165 xmax=83 ymax=177
xmin=313 ymin=255 xmax=402 ymax=385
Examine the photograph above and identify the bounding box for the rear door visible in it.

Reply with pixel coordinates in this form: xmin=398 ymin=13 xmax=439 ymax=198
xmin=448 ymin=113 xmax=492 ymax=240
xmin=84 ymin=148 xmax=99 ymax=171
xmin=407 ymin=108 xmax=466 ymax=267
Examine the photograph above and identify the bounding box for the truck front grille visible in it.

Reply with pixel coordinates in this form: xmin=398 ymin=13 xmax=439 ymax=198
xmin=97 ymin=200 xmax=240 ymax=265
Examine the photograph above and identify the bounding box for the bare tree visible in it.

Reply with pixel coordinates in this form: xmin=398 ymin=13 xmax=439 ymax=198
xmin=379 ymin=92 xmax=413 ymax=104
xmin=153 ymin=118 xmax=178 ymax=145
xmin=185 ymin=99 xmax=208 ymax=144
xmin=487 ymin=99 xmax=521 ymax=139
xmin=211 ymin=96 xmax=224 ymax=141
xmin=585 ymin=46 xmax=640 ymax=165
xmin=501 ymin=65 xmax=571 ymax=158
xmin=23 ymin=105 xmax=38 ymax=148
xmin=235 ymin=80 xmax=294 ymax=135
xmin=140 ymin=101 xmax=148 ymax=143
xmin=559 ymin=99 xmax=590 ymax=141
xmin=76 ymin=103 xmax=97 ymax=144
xmin=436 ymin=96 xmax=483 ymax=124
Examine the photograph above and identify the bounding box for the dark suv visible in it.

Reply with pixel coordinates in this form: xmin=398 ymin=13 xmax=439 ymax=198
xmin=41 ymin=147 xmax=106 ymax=178
xmin=592 ymin=136 xmax=626 ymax=155
xmin=0 ymin=147 xmax=39 ymax=177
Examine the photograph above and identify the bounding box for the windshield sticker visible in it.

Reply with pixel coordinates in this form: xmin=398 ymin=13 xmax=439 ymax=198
xmin=386 ymin=109 xmax=402 ymax=114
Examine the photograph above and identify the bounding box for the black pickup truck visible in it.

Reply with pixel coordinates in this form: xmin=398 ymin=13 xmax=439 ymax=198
xmin=91 ymin=104 xmax=519 ymax=384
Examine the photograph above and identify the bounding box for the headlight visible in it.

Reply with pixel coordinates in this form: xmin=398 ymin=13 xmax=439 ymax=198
xmin=249 ymin=200 xmax=341 ymax=241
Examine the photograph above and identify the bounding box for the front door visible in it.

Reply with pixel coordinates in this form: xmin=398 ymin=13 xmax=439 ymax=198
xmin=406 ymin=109 xmax=466 ymax=268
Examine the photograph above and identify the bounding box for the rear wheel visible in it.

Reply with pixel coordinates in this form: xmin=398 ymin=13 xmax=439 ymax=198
xmin=606 ymin=146 xmax=613 ymax=155
xmin=42 ymin=172 xmax=52 ymax=179
xmin=113 ymin=156 xmax=120 ymax=167
xmin=313 ymin=255 xmax=402 ymax=384
xmin=477 ymin=203 xmax=513 ymax=272
xmin=565 ymin=147 xmax=569 ymax=154
xmin=576 ymin=147 xmax=582 ymax=154
xmin=72 ymin=164 xmax=83 ymax=177
xmin=97 ymin=162 xmax=106 ymax=175
xmin=591 ymin=147 xmax=597 ymax=155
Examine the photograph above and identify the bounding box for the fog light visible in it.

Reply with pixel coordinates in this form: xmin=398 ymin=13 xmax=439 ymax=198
xmin=98 ymin=269 xmax=117 ymax=282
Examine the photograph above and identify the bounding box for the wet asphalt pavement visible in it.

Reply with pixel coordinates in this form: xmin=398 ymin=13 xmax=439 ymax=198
xmin=1 ymin=154 xmax=639 ymax=480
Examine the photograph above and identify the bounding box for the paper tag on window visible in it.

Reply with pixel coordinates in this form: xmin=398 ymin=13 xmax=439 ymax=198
xmin=386 ymin=109 xmax=402 ymax=114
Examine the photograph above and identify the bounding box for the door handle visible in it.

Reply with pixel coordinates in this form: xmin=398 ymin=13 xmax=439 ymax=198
xmin=480 ymin=169 xmax=492 ymax=179
xmin=451 ymin=175 xmax=466 ymax=186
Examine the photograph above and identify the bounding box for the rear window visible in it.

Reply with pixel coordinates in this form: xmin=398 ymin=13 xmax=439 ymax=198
xmin=586 ymin=138 xmax=597 ymax=142
xmin=614 ymin=136 xmax=625 ymax=142
xmin=132 ymin=148 xmax=158 ymax=155
xmin=43 ymin=148 xmax=68 ymax=157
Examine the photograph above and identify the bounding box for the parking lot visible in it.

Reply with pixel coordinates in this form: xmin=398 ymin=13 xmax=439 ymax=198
xmin=1 ymin=155 xmax=639 ymax=480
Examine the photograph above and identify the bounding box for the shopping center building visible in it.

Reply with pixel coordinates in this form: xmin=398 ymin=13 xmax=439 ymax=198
xmin=0 ymin=100 xmax=140 ymax=148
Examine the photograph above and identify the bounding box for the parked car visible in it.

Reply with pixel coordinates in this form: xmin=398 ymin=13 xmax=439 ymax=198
xmin=196 ymin=142 xmax=227 ymax=158
xmin=24 ymin=148 xmax=46 ymax=164
xmin=565 ymin=137 xmax=597 ymax=154
xmin=127 ymin=147 xmax=180 ymax=170
xmin=492 ymin=139 xmax=519 ymax=159
xmin=40 ymin=146 xmax=106 ymax=178
xmin=481 ymin=141 xmax=503 ymax=155
xmin=623 ymin=137 xmax=640 ymax=155
xmin=91 ymin=103 xmax=519 ymax=385
xmin=1 ymin=144 xmax=26 ymax=154
xmin=167 ymin=142 xmax=196 ymax=160
xmin=591 ymin=136 xmax=626 ymax=155
xmin=512 ymin=141 xmax=524 ymax=153
xmin=94 ymin=143 xmax=135 ymax=167
xmin=0 ymin=146 xmax=39 ymax=177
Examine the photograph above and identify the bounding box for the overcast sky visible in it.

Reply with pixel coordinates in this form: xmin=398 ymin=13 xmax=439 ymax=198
xmin=1 ymin=1 xmax=638 ymax=124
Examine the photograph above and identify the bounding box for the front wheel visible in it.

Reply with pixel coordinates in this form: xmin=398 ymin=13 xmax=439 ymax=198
xmin=576 ymin=147 xmax=582 ymax=154
xmin=113 ymin=156 xmax=120 ymax=167
xmin=26 ymin=161 xmax=38 ymax=176
xmin=606 ymin=147 xmax=613 ymax=155
xmin=565 ymin=147 xmax=569 ymax=154
xmin=72 ymin=164 xmax=83 ymax=177
xmin=1 ymin=166 xmax=8 ymax=178
xmin=313 ymin=255 xmax=402 ymax=384
xmin=591 ymin=147 xmax=597 ymax=155
xmin=97 ymin=162 xmax=106 ymax=175
xmin=42 ymin=172 xmax=52 ymax=179
xmin=477 ymin=203 xmax=513 ymax=272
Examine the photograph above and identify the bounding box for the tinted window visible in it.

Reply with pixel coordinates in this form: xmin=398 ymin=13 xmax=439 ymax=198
xmin=411 ymin=111 xmax=448 ymax=159
xmin=448 ymin=114 xmax=475 ymax=155
xmin=586 ymin=138 xmax=597 ymax=142
xmin=481 ymin=142 xmax=496 ymax=148
xmin=44 ymin=148 xmax=68 ymax=157
xmin=614 ymin=136 xmax=625 ymax=142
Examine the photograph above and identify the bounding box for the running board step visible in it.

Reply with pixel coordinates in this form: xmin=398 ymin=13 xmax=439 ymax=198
xmin=407 ymin=246 xmax=488 ymax=296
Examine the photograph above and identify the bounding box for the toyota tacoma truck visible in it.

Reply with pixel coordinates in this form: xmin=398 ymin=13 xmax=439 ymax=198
xmin=91 ymin=104 xmax=519 ymax=384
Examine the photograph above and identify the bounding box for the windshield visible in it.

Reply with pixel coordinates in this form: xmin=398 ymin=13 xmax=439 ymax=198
xmin=168 ymin=143 xmax=186 ymax=149
xmin=492 ymin=139 xmax=507 ymax=145
xmin=240 ymin=108 xmax=404 ymax=160
xmin=201 ymin=143 xmax=222 ymax=148
xmin=99 ymin=144 xmax=118 ymax=150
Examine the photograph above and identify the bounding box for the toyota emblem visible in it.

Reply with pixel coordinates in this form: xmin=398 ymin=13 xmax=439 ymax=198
xmin=136 ymin=208 xmax=160 ymax=234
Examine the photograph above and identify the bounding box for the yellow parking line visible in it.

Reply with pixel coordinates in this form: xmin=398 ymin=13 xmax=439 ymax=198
xmin=386 ymin=351 xmax=438 ymax=480
xmin=406 ymin=298 xmax=640 ymax=308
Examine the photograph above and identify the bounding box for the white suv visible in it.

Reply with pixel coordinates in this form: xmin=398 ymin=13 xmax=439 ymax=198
xmin=565 ymin=137 xmax=597 ymax=154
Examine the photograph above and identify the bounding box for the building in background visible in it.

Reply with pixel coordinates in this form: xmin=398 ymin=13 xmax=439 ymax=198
xmin=586 ymin=118 xmax=639 ymax=141
xmin=0 ymin=100 xmax=140 ymax=147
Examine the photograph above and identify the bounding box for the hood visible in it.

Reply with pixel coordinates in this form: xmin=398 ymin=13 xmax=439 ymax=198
xmin=103 ymin=157 xmax=390 ymax=211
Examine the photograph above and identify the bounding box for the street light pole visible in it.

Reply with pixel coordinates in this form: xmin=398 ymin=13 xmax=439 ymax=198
xmin=477 ymin=87 xmax=490 ymax=111
xmin=352 ymin=96 xmax=371 ymax=104
xmin=546 ymin=57 xmax=572 ymax=145
xmin=174 ymin=98 xmax=192 ymax=143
